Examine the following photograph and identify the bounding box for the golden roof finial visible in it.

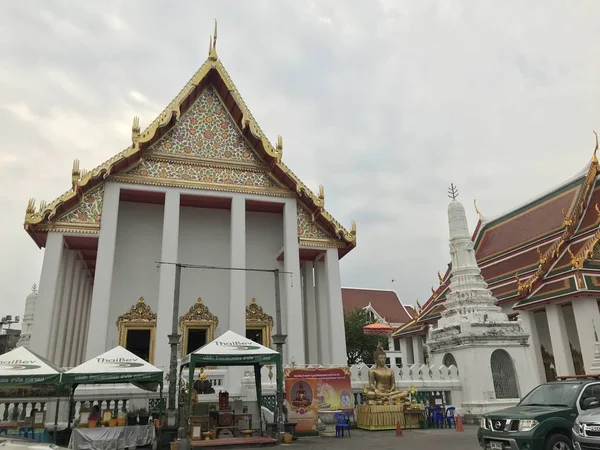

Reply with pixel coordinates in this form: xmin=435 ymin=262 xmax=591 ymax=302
xmin=38 ymin=200 xmax=47 ymax=213
xmin=437 ymin=271 xmax=443 ymax=285
xmin=595 ymin=203 xmax=600 ymax=219
xmin=72 ymin=159 xmax=80 ymax=187
xmin=276 ymin=135 xmax=283 ymax=152
xmin=416 ymin=300 xmax=422 ymax=314
xmin=593 ymin=130 xmax=598 ymax=164
xmin=350 ymin=220 xmax=356 ymax=235
xmin=138 ymin=296 xmax=145 ymax=304
xmin=132 ymin=116 xmax=140 ymax=144
xmin=196 ymin=297 xmax=203 ymax=304
xmin=208 ymin=20 xmax=218 ymax=61
xmin=318 ymin=184 xmax=324 ymax=203
xmin=474 ymin=199 xmax=481 ymax=218
xmin=251 ymin=297 xmax=257 ymax=304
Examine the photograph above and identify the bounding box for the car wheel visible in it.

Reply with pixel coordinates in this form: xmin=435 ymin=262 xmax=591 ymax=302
xmin=545 ymin=433 xmax=572 ymax=450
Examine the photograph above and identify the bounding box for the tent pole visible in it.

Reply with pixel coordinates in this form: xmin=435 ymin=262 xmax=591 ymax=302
xmin=254 ymin=364 xmax=263 ymax=436
xmin=52 ymin=387 xmax=61 ymax=444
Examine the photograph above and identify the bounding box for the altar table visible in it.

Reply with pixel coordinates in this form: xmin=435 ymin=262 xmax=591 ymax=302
xmin=68 ymin=424 xmax=155 ymax=450
xmin=357 ymin=405 xmax=405 ymax=431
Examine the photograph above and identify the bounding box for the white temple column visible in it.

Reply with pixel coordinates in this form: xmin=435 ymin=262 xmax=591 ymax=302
xmin=68 ymin=273 xmax=87 ymax=367
xmin=400 ymin=338 xmax=409 ymax=366
xmin=48 ymin=246 xmax=69 ymax=361
xmin=518 ymin=310 xmax=544 ymax=383
xmin=54 ymin=251 xmax=77 ymax=365
xmin=80 ymin=283 xmax=93 ymax=363
xmin=283 ymin=200 xmax=304 ymax=365
xmin=229 ymin=196 xmax=246 ymax=394
xmin=412 ymin=335 xmax=424 ymax=365
xmin=30 ymin=232 xmax=65 ymax=358
xmin=155 ymin=190 xmax=181 ymax=370
xmin=324 ymin=248 xmax=346 ymax=366
xmin=314 ymin=258 xmax=330 ymax=364
xmin=61 ymin=258 xmax=83 ymax=366
xmin=572 ymin=297 xmax=600 ymax=374
xmin=302 ymin=262 xmax=318 ymax=364
xmin=73 ymin=280 xmax=90 ymax=366
xmin=545 ymin=303 xmax=575 ymax=376
xmin=85 ymin=182 xmax=120 ymax=359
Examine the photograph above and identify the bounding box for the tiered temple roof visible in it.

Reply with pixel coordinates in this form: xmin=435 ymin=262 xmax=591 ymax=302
xmin=342 ymin=287 xmax=413 ymax=326
xmin=23 ymin=23 xmax=356 ymax=258
xmin=395 ymin=135 xmax=600 ymax=338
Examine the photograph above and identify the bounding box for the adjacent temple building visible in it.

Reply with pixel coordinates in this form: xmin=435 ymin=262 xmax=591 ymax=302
xmin=396 ymin=137 xmax=600 ymax=390
xmin=23 ymin=25 xmax=356 ymax=391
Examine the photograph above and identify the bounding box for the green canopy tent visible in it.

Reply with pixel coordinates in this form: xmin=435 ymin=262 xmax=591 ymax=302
xmin=61 ymin=346 xmax=164 ymax=430
xmin=179 ymin=330 xmax=282 ymax=437
xmin=0 ymin=346 xmax=65 ymax=442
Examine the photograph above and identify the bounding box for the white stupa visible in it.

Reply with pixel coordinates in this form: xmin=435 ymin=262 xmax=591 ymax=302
xmin=17 ymin=283 xmax=38 ymax=349
xmin=426 ymin=185 xmax=537 ymax=420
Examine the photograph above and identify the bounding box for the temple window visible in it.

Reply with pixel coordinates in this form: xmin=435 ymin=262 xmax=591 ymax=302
xmin=443 ymin=352 xmax=458 ymax=368
xmin=246 ymin=298 xmax=273 ymax=348
xmin=116 ymin=297 xmax=156 ymax=363
xmin=393 ymin=338 xmax=401 ymax=351
xmin=491 ymin=349 xmax=519 ymax=399
xmin=179 ymin=298 xmax=218 ymax=356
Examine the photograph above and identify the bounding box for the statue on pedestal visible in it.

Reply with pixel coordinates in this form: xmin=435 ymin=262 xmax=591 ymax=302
xmin=365 ymin=342 xmax=408 ymax=405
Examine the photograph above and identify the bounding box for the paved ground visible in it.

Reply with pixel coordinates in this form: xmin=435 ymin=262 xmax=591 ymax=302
xmin=238 ymin=426 xmax=481 ymax=449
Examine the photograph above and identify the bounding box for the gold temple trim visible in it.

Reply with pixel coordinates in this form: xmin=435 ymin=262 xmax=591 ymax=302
xmin=116 ymin=297 xmax=157 ymax=364
xmin=179 ymin=297 xmax=219 ymax=356
xmin=246 ymin=298 xmax=273 ymax=348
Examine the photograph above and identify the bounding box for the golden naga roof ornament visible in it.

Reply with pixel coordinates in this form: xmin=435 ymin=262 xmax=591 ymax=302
xmin=208 ymin=20 xmax=218 ymax=61
xmin=562 ymin=208 xmax=574 ymax=227
xmin=567 ymin=246 xmax=584 ymax=269
xmin=593 ymin=130 xmax=598 ymax=164
xmin=72 ymin=159 xmax=80 ymax=188
xmin=26 ymin=198 xmax=36 ymax=216
xmin=437 ymin=271 xmax=444 ymax=285
xmin=536 ymin=246 xmax=547 ymax=265
xmin=350 ymin=220 xmax=357 ymax=236
xmin=431 ymin=286 xmax=438 ymax=299
xmin=318 ymin=184 xmax=325 ymax=206
xmin=132 ymin=116 xmax=140 ymax=144
xmin=474 ymin=199 xmax=482 ymax=218
xmin=275 ymin=135 xmax=283 ymax=163
xmin=416 ymin=300 xmax=422 ymax=315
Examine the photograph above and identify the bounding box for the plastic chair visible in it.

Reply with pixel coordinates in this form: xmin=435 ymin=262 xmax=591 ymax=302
xmin=445 ymin=406 xmax=456 ymax=428
xmin=19 ymin=427 xmax=34 ymax=439
xmin=432 ymin=406 xmax=444 ymax=429
xmin=334 ymin=412 xmax=351 ymax=438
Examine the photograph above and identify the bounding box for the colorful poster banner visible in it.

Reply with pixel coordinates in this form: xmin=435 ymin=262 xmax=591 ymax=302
xmin=284 ymin=367 xmax=353 ymax=432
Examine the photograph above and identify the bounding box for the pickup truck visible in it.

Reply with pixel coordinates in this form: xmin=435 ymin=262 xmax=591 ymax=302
xmin=477 ymin=375 xmax=600 ymax=450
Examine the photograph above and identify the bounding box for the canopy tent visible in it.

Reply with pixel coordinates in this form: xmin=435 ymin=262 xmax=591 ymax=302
xmin=180 ymin=330 xmax=283 ymax=436
xmin=0 ymin=346 xmax=62 ymax=385
xmin=61 ymin=346 xmax=164 ymax=430
xmin=0 ymin=347 xmax=64 ymax=443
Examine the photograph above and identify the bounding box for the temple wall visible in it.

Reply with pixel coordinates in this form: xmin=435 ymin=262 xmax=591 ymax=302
xmin=177 ymin=206 xmax=231 ymax=337
xmin=108 ymin=201 xmax=163 ymax=349
xmin=244 ymin=211 xmax=284 ymax=325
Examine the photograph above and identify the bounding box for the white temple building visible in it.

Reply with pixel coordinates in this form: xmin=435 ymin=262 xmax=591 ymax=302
xmin=23 ymin=29 xmax=356 ymax=392
xmin=16 ymin=284 xmax=38 ymax=349
xmin=426 ymin=187 xmax=537 ymax=419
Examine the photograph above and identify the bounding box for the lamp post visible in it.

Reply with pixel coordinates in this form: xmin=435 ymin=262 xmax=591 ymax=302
xmin=271 ymin=268 xmax=287 ymax=439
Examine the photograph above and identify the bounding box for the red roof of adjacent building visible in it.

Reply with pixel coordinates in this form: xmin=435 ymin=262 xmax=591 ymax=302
xmin=342 ymin=288 xmax=413 ymax=324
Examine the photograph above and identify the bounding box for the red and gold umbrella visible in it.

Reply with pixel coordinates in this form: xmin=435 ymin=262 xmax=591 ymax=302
xmin=362 ymin=322 xmax=394 ymax=336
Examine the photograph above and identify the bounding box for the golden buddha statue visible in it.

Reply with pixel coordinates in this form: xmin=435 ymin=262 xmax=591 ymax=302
xmin=365 ymin=342 xmax=409 ymax=405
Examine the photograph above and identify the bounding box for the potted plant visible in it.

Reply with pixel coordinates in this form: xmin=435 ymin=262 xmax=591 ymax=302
xmin=137 ymin=408 xmax=150 ymax=426
xmin=127 ymin=410 xmax=137 ymax=426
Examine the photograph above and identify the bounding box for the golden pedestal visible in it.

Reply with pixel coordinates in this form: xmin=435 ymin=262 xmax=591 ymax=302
xmin=357 ymin=404 xmax=406 ymax=431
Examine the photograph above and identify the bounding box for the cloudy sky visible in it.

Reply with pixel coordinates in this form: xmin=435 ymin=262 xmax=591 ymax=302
xmin=1 ymin=1 xmax=599 ymax=322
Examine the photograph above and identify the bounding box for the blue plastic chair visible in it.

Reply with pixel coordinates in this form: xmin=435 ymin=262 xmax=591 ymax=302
xmin=445 ymin=407 xmax=456 ymax=428
xmin=432 ymin=406 xmax=444 ymax=428
xmin=334 ymin=412 xmax=351 ymax=438
xmin=19 ymin=427 xmax=34 ymax=439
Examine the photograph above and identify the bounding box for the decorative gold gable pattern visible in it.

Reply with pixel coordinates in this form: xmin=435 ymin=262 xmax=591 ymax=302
xmin=297 ymin=203 xmax=330 ymax=240
xmin=149 ymin=87 xmax=265 ymax=166
xmin=57 ymin=184 xmax=104 ymax=224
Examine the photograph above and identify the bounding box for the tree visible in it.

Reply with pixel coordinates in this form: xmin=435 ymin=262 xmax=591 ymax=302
xmin=344 ymin=308 xmax=381 ymax=365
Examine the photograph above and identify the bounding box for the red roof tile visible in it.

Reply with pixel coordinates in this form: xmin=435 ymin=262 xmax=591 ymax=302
xmin=342 ymin=288 xmax=413 ymax=324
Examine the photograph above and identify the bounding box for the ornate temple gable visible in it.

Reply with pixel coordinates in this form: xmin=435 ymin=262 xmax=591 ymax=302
xmin=114 ymin=158 xmax=291 ymax=197
xmin=23 ymin=25 xmax=356 ymax=256
xmin=296 ymin=202 xmax=342 ymax=247
xmin=147 ymin=86 xmax=267 ymax=168
xmin=53 ymin=184 xmax=104 ymax=228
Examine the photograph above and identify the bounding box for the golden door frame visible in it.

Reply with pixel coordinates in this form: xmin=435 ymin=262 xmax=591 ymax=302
xmin=116 ymin=297 xmax=157 ymax=364
xmin=246 ymin=298 xmax=274 ymax=348
xmin=179 ymin=297 xmax=219 ymax=356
